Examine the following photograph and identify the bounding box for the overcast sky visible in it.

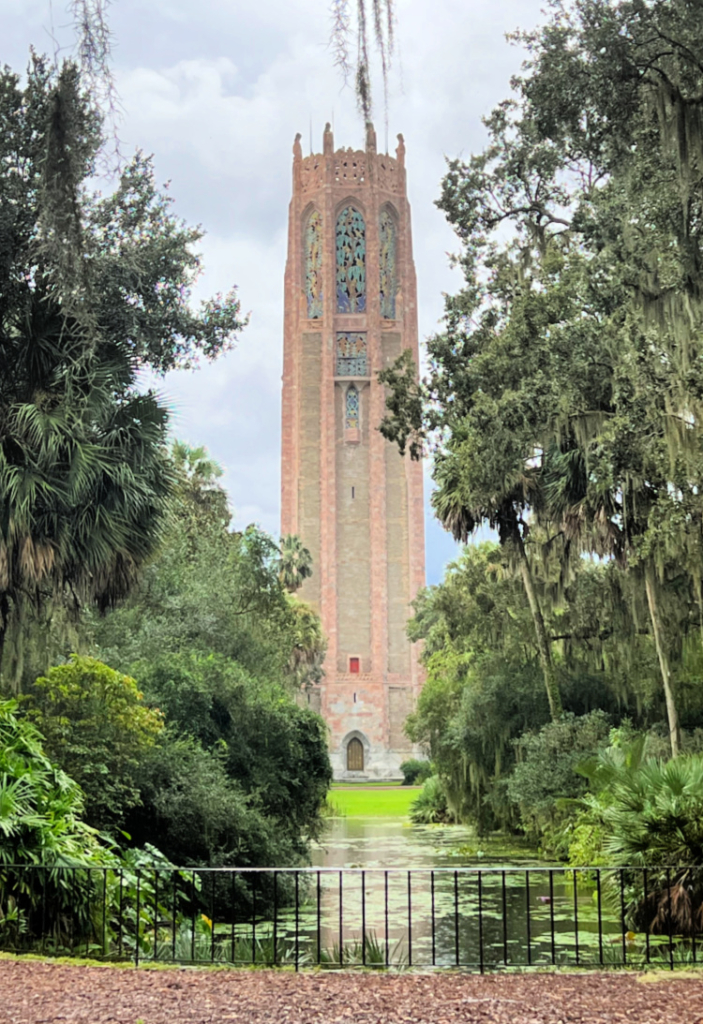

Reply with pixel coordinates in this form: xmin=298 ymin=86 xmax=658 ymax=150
xmin=4 ymin=0 xmax=545 ymax=585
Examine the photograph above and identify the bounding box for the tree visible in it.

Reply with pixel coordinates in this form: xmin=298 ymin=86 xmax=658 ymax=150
xmin=404 ymin=541 xmax=703 ymax=835
xmin=0 ymin=59 xmax=245 ymax=689
xmin=25 ymin=655 xmax=164 ymax=832
xmin=133 ymin=652 xmax=331 ymax=855
xmin=507 ymin=711 xmax=611 ymax=848
xmin=286 ymin=595 xmax=327 ymax=689
xmin=381 ymin=0 xmax=703 ymax=754
xmin=83 ymin=443 xmax=333 ymax=865
xmin=278 ymin=535 xmax=313 ymax=593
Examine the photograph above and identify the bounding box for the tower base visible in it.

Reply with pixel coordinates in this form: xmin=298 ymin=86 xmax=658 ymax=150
xmin=330 ymin=747 xmax=405 ymax=782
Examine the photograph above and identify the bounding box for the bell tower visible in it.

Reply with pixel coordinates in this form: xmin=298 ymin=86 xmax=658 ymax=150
xmin=281 ymin=122 xmax=425 ymax=779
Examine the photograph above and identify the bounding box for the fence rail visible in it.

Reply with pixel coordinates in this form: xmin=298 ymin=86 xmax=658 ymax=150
xmin=0 ymin=864 xmax=700 ymax=971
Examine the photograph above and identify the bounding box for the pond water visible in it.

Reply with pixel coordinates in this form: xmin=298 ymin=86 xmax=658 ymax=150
xmin=311 ymin=814 xmax=542 ymax=871
xmin=258 ymin=811 xmax=628 ymax=969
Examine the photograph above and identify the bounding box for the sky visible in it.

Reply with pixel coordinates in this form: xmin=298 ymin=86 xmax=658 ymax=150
xmin=3 ymin=0 xmax=546 ymax=586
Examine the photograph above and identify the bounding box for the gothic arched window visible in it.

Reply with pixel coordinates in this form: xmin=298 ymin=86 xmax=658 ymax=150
xmin=336 ymin=206 xmax=366 ymax=313
xmin=345 ymin=385 xmax=360 ymax=430
xmin=305 ymin=210 xmax=323 ymax=318
xmin=379 ymin=209 xmax=397 ymax=318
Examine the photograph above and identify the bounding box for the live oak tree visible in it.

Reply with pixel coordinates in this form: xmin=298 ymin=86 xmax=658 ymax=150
xmin=0 ymin=58 xmax=244 ymax=688
xmin=381 ymin=0 xmax=703 ymax=753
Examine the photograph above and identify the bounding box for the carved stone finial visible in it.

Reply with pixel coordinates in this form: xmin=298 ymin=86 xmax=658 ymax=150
xmin=323 ymin=122 xmax=334 ymax=155
xmin=293 ymin=133 xmax=302 ymax=160
xmin=365 ymin=120 xmax=377 ymax=154
xmin=396 ymin=133 xmax=405 ymax=165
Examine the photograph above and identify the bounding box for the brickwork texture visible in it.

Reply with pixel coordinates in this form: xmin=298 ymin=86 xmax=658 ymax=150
xmin=281 ymin=123 xmax=425 ymax=779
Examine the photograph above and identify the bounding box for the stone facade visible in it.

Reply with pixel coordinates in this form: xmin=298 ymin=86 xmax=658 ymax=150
xmin=281 ymin=122 xmax=425 ymax=779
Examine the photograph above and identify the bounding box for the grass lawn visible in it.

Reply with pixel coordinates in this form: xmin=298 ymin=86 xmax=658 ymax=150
xmin=327 ymin=786 xmax=419 ymax=817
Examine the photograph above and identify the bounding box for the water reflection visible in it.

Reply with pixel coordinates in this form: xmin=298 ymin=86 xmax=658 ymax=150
xmin=311 ymin=815 xmax=543 ymax=870
xmin=288 ymin=816 xmax=621 ymax=967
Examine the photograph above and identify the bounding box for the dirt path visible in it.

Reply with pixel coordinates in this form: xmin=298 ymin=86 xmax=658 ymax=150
xmin=1 ymin=959 xmax=703 ymax=1024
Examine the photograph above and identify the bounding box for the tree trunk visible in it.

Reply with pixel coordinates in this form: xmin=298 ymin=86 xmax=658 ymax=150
xmin=514 ymin=535 xmax=563 ymax=720
xmin=644 ymin=561 xmax=681 ymax=758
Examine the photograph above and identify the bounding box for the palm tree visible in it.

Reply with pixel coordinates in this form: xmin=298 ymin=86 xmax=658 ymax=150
xmin=431 ymin=442 xmax=563 ymax=720
xmin=0 ymin=60 xmax=244 ymax=690
xmin=286 ymin=596 xmax=327 ymax=688
xmin=278 ymin=535 xmax=313 ymax=593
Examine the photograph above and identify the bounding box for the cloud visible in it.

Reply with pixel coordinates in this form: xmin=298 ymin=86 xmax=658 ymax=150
xmin=3 ymin=0 xmax=544 ymax=584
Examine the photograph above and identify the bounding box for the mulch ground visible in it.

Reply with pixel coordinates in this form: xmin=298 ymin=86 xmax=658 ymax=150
xmin=1 ymin=958 xmax=703 ymax=1024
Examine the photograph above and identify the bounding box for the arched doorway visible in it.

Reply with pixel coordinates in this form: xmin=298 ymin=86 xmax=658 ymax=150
xmin=347 ymin=736 xmax=364 ymax=771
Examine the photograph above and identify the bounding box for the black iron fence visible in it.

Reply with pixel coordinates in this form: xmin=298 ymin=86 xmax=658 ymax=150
xmin=0 ymin=864 xmax=701 ymax=971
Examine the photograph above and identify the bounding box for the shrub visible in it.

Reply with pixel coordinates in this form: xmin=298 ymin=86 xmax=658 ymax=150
xmin=399 ymin=759 xmax=433 ymax=786
xmin=25 ymin=656 xmax=164 ymax=832
xmin=409 ymin=776 xmax=454 ymax=824
xmin=0 ymin=697 xmax=113 ymax=949
xmin=507 ymin=710 xmax=611 ymax=844
xmin=570 ymin=738 xmax=703 ymax=934
xmin=135 ymin=652 xmax=331 ymax=852
xmin=0 ymin=698 xmax=103 ymax=868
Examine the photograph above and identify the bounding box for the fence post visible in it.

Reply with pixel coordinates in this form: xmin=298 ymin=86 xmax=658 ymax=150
xmin=134 ymin=870 xmax=141 ymax=968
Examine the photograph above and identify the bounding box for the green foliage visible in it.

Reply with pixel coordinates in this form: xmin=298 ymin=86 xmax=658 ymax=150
xmin=399 ymin=759 xmax=432 ymax=786
xmin=0 ymin=698 xmax=103 ymax=868
xmin=507 ymin=711 xmax=612 ymax=849
xmin=278 ymin=535 xmax=313 ymax=593
xmin=568 ymin=738 xmax=703 ymax=934
xmin=579 ymin=741 xmax=703 ymax=869
xmin=0 ymin=58 xmax=244 ymax=690
xmin=404 ymin=540 xmax=703 ymax=841
xmin=128 ymin=732 xmax=282 ymax=868
xmin=409 ymin=776 xmax=453 ymax=825
xmin=380 ymin=0 xmax=703 ymax=756
xmin=24 ymin=656 xmax=164 ymax=833
xmin=82 ymin=442 xmax=332 ymax=869
xmin=133 ymin=652 xmax=330 ymax=854
xmin=319 ymin=930 xmax=404 ymax=968
xmin=90 ymin=445 xmax=322 ymax=693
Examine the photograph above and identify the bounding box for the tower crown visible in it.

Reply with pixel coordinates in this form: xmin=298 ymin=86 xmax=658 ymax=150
xmin=294 ymin=124 xmax=406 ymax=197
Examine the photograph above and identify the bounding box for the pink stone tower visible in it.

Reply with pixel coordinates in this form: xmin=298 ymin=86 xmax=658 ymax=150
xmin=281 ymin=122 xmax=425 ymax=779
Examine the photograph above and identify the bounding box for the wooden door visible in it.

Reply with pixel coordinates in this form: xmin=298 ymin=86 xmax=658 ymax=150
xmin=347 ymin=737 xmax=364 ymax=771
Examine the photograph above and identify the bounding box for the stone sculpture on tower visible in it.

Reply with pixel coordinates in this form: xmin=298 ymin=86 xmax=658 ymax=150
xmin=281 ymin=122 xmax=425 ymax=779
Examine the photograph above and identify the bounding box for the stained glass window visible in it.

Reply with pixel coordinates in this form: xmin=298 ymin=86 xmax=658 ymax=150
xmin=305 ymin=210 xmax=323 ymax=318
xmin=345 ymin=385 xmax=360 ymax=430
xmin=379 ymin=209 xmax=397 ymax=318
xmin=336 ymin=333 xmax=367 ymax=376
xmin=336 ymin=206 xmax=366 ymax=313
